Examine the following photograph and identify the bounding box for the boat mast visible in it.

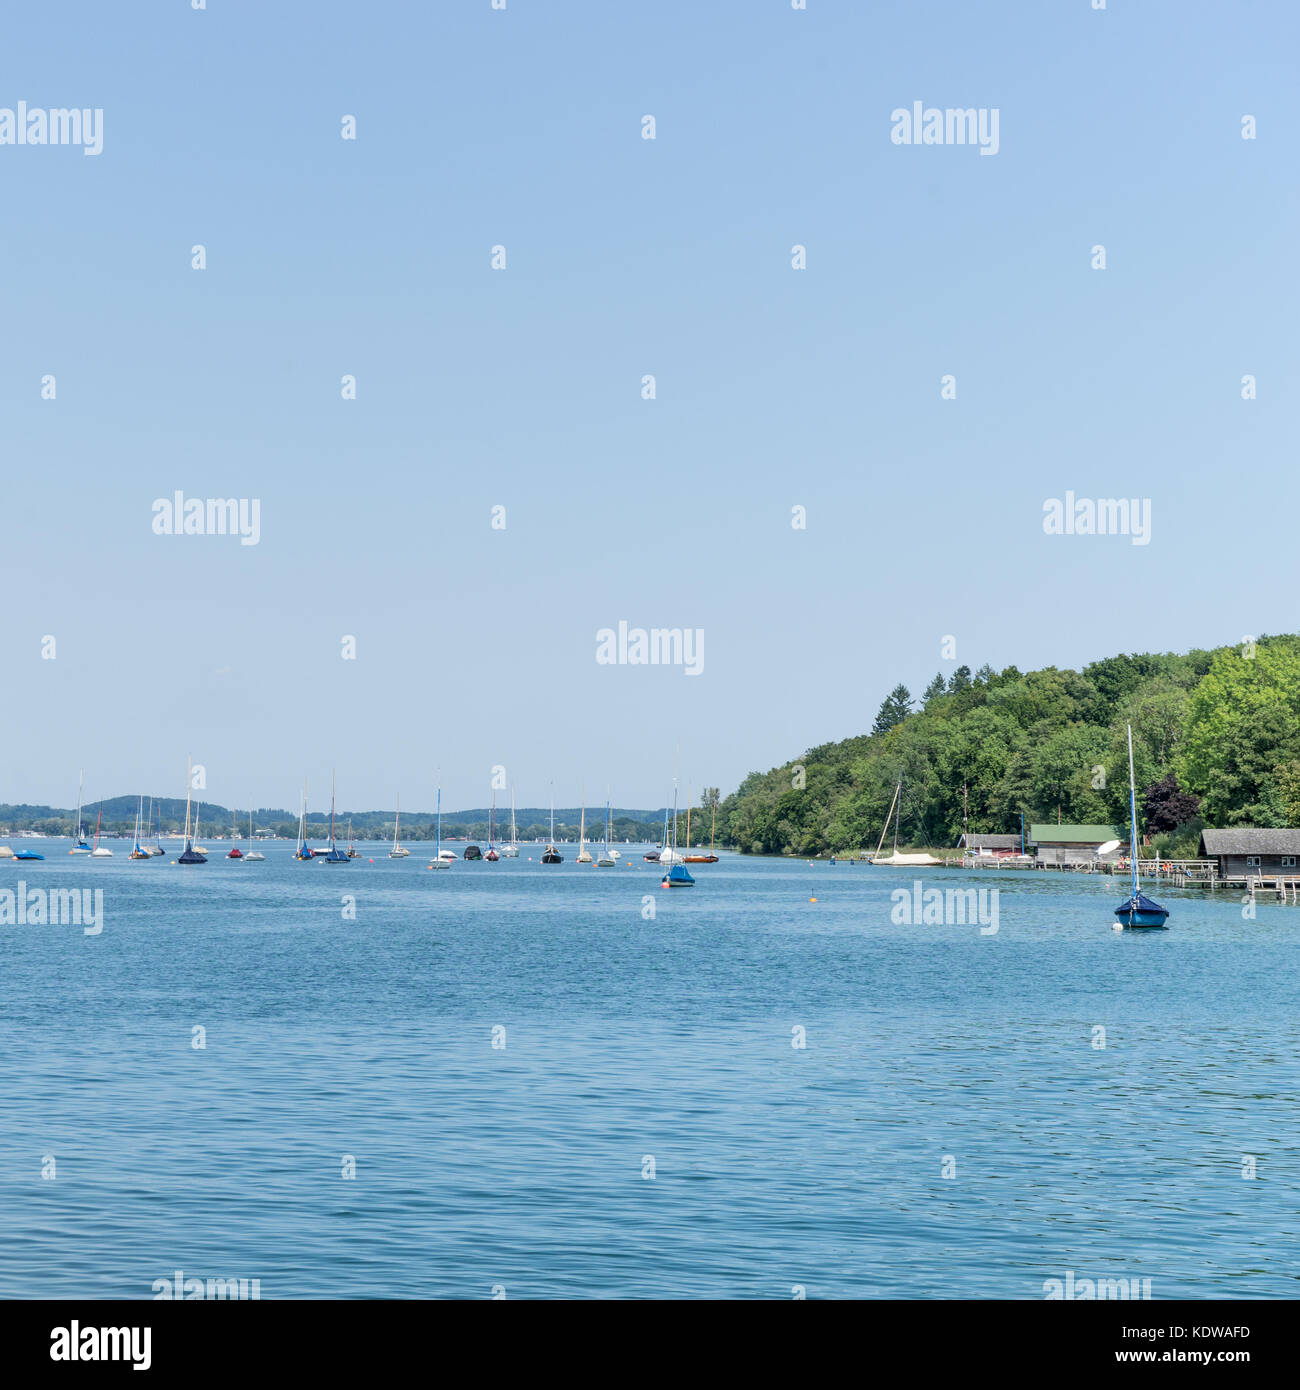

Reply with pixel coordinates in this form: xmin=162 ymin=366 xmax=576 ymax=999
xmin=1127 ymin=722 xmax=1140 ymax=897
xmin=436 ymin=782 xmax=441 ymax=858
xmin=510 ymin=787 xmax=517 ymax=845
xmin=184 ymin=757 xmax=193 ymax=844
xmin=393 ymin=794 xmax=400 ymax=852
xmin=873 ymin=778 xmax=901 ymax=861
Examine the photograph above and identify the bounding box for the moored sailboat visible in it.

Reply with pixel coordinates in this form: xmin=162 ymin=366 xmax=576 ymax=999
xmin=868 ymin=777 xmax=941 ymax=866
xmin=485 ymin=790 xmax=500 ymax=861
xmin=576 ymin=787 xmax=593 ymax=863
xmin=294 ymin=784 xmax=314 ymax=860
xmin=178 ymin=758 xmax=207 ymax=864
xmin=1114 ymin=723 xmax=1169 ymax=930
xmin=90 ymin=806 xmax=113 ymax=856
xmin=429 ymin=782 xmax=452 ymax=868
xmin=321 ymin=772 xmax=350 ymax=862
xmin=541 ymin=788 xmax=562 ymax=863
xmin=243 ymin=808 xmax=265 ymax=861
xmin=597 ymin=796 xmax=616 ymax=866
xmin=69 ymin=772 xmax=91 ymax=853
xmin=389 ymin=795 xmax=410 ymax=857
xmin=129 ymin=797 xmax=150 ymax=859
xmin=227 ymin=804 xmax=243 ymax=858
xmin=501 ymin=788 xmax=519 ymax=857
xmin=661 ymin=781 xmax=694 ymax=887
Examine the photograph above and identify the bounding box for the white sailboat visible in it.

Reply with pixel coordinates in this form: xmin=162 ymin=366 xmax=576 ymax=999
xmin=294 ymin=783 xmax=313 ymax=860
xmin=429 ymin=782 xmax=452 ymax=867
xmin=243 ymin=807 xmax=265 ymax=861
xmin=90 ymin=804 xmax=113 ymax=856
xmin=129 ymin=797 xmax=150 ymax=859
xmin=501 ymin=788 xmax=519 ymax=856
xmin=868 ymin=777 xmax=941 ymax=866
xmin=576 ymin=786 xmax=593 ymax=863
xmin=389 ymin=794 xmax=410 ymax=857
xmin=597 ymin=796 xmax=616 ymax=866
xmin=69 ymin=771 xmax=91 ymax=853
xmin=658 ymin=796 xmax=681 ymax=865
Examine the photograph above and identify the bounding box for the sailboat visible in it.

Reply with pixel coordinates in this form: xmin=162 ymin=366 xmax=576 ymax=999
xmin=129 ymin=796 xmax=150 ymax=859
xmin=321 ymin=772 xmax=350 ymax=862
xmin=148 ymin=796 xmax=165 ymax=854
xmin=685 ymin=794 xmax=719 ymax=863
xmin=661 ymin=782 xmax=694 ymax=887
xmin=485 ymin=790 xmax=500 ymax=861
xmin=69 ymin=772 xmax=92 ymax=853
xmin=90 ymin=805 xmax=113 ymax=856
xmin=244 ymin=808 xmax=265 ymax=861
xmin=645 ymin=806 xmax=668 ymax=862
xmin=429 ymin=782 xmax=452 ymax=867
xmin=178 ymin=758 xmax=207 ymax=864
xmin=658 ymin=799 xmax=682 ymax=866
xmin=597 ymin=797 xmax=616 ymax=866
xmin=576 ymin=787 xmax=593 ymax=863
xmin=389 ymin=795 xmax=410 ymax=857
xmin=1114 ymin=723 xmax=1170 ymax=930
xmin=501 ymin=789 xmax=519 ymax=857
xmin=541 ymin=788 xmax=562 ymax=863
xmin=294 ymin=785 xmax=314 ymax=860
xmin=346 ymin=817 xmax=360 ymax=858
xmin=868 ymin=777 xmax=941 ymax=866
xmin=227 ymin=804 xmax=244 ymax=858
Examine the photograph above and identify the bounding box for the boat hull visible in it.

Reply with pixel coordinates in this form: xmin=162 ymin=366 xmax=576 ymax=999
xmin=1114 ymin=893 xmax=1169 ymax=930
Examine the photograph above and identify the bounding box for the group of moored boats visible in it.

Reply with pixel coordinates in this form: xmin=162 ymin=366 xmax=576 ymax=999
xmin=57 ymin=762 xmax=712 ymax=890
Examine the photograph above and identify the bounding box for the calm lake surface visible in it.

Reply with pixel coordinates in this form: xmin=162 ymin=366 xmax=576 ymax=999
xmin=1 ymin=841 xmax=1296 ymax=1299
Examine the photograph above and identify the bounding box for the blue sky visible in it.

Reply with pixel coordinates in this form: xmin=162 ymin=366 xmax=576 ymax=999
xmin=2 ymin=0 xmax=1297 ymax=813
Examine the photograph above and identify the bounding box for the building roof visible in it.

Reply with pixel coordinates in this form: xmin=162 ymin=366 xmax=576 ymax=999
xmin=1029 ymin=824 xmax=1121 ymax=844
xmin=1199 ymin=828 xmax=1300 ymax=855
xmin=958 ymin=833 xmax=1021 ymax=849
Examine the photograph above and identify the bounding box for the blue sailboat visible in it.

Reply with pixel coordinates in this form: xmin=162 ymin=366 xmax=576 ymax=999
xmin=661 ymin=781 xmax=694 ymax=888
xmin=1114 ymin=722 xmax=1168 ymax=930
xmin=178 ymin=758 xmax=207 ymax=864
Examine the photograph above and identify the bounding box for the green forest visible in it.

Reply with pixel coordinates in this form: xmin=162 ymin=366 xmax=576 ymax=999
xmin=714 ymin=635 xmax=1300 ymax=858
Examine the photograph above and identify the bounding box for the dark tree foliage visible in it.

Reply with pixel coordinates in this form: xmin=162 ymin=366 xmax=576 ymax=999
xmin=1141 ymin=774 xmax=1201 ymax=834
xmin=871 ymin=684 xmax=913 ymax=736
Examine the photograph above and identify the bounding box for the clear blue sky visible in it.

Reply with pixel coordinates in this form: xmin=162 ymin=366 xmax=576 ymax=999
xmin=2 ymin=1 xmax=1297 ymax=813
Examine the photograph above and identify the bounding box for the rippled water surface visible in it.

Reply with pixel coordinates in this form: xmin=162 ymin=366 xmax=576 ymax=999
xmin=1 ymin=843 xmax=1296 ymax=1298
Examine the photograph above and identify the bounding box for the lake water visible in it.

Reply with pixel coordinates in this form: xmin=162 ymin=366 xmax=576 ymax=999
xmin=1 ymin=842 xmax=1296 ymax=1299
